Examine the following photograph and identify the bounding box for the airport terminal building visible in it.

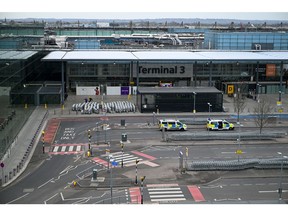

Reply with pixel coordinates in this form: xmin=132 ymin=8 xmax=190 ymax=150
xmin=41 ymin=50 xmax=288 ymax=102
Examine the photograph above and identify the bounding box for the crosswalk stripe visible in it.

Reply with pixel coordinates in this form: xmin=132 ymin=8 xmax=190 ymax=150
xmin=68 ymin=146 xmax=74 ymax=152
xmin=61 ymin=146 xmax=66 ymax=152
xmin=147 ymin=184 xmax=179 ymax=187
xmin=149 ymin=191 xmax=183 ymax=194
xmin=53 ymin=146 xmax=59 ymax=152
xmin=76 ymin=146 xmax=81 ymax=151
xmin=150 ymin=194 xmax=185 ymax=198
xmin=151 ymin=198 xmax=186 ymax=202
xmin=148 ymin=187 xmax=181 ymax=191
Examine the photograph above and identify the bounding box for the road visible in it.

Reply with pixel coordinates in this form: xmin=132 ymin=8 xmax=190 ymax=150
xmin=0 ymin=115 xmax=287 ymax=204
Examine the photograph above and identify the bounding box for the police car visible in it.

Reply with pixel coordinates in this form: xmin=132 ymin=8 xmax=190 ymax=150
xmin=206 ymin=118 xmax=234 ymax=131
xmin=158 ymin=119 xmax=187 ymax=131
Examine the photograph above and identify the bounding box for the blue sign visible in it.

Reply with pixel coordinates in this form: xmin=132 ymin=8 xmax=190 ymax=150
xmin=111 ymin=161 xmax=118 ymax=166
xmin=121 ymin=86 xmax=129 ymax=95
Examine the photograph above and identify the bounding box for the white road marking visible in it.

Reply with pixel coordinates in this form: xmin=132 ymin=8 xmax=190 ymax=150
xmin=61 ymin=146 xmax=66 ymax=152
xmin=151 ymin=198 xmax=186 ymax=202
xmin=38 ymin=178 xmax=54 ymax=189
xmin=76 ymin=146 xmax=81 ymax=151
xmin=53 ymin=146 xmax=59 ymax=152
xmin=44 ymin=193 xmax=59 ymax=204
xmin=7 ymin=193 xmax=30 ymax=204
xmin=68 ymin=146 xmax=74 ymax=152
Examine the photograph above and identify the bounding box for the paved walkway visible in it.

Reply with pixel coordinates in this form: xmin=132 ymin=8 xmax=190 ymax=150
xmin=0 ymin=93 xmax=287 ymax=187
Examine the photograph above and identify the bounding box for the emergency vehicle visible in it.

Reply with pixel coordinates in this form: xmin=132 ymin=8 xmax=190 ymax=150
xmin=158 ymin=119 xmax=187 ymax=131
xmin=206 ymin=119 xmax=234 ymax=131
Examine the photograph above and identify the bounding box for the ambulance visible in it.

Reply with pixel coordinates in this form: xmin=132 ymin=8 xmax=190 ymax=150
xmin=206 ymin=118 xmax=234 ymax=131
xmin=158 ymin=119 xmax=187 ymax=131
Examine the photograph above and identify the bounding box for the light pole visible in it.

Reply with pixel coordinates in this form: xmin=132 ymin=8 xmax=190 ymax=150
xmin=279 ymin=90 xmax=282 ymax=103
xmin=109 ymin=155 xmax=114 ymax=204
xmin=237 ymin=123 xmax=243 ymax=162
xmin=140 ymin=176 xmax=146 ymax=204
xmin=193 ymin=92 xmax=197 ymax=122
xmin=42 ymin=130 xmax=45 ymax=154
xmin=88 ymin=129 xmax=91 ymax=155
xmin=207 ymin=103 xmax=212 ymax=119
xmin=257 ymin=84 xmax=261 ymax=102
xmin=277 ymin=152 xmax=287 ymax=202
xmin=135 ymin=159 xmax=140 ymax=185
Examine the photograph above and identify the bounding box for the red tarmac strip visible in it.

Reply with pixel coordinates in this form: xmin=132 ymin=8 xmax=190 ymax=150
xmin=131 ymin=150 xmax=156 ymax=160
xmin=187 ymin=185 xmax=205 ymax=202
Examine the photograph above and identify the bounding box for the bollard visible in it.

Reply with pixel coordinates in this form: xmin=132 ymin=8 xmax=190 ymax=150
xmin=17 ymin=165 xmax=19 ymax=172
xmin=9 ymin=171 xmax=12 ymax=180
xmin=13 ymin=168 xmax=16 ymax=176
xmin=5 ymin=175 xmax=7 ymax=183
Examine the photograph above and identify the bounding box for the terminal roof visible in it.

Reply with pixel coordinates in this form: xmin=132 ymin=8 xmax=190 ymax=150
xmin=42 ymin=50 xmax=288 ymax=62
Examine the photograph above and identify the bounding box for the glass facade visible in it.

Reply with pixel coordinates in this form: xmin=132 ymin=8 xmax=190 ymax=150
xmin=204 ymin=32 xmax=288 ymax=50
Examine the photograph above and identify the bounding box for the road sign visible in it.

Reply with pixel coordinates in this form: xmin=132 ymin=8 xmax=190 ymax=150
xmin=236 ymin=150 xmax=243 ymax=154
xmin=111 ymin=161 xmax=118 ymax=166
xmin=0 ymin=162 xmax=4 ymax=168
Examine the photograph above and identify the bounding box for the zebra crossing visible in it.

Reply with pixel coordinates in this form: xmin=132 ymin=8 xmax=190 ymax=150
xmin=103 ymin=151 xmax=143 ymax=166
xmin=49 ymin=144 xmax=84 ymax=155
xmin=92 ymin=151 xmax=159 ymax=168
xmin=146 ymin=184 xmax=186 ymax=203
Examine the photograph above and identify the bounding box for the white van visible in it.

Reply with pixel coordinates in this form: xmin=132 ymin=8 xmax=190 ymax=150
xmin=158 ymin=119 xmax=187 ymax=131
xmin=206 ymin=119 xmax=234 ymax=131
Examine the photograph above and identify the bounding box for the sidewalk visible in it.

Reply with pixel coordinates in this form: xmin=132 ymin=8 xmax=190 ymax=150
xmin=0 ymin=107 xmax=48 ymax=187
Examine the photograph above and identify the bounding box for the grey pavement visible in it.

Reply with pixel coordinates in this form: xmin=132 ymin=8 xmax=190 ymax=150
xmin=1 ymin=92 xmax=287 ymax=188
xmin=0 ymin=108 xmax=48 ymax=187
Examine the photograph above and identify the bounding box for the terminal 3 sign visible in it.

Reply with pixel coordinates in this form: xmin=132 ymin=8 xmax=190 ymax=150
xmin=135 ymin=64 xmax=193 ymax=78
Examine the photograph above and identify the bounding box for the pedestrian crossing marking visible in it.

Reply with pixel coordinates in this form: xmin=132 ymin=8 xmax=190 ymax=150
xmin=149 ymin=191 xmax=183 ymax=194
xmin=150 ymin=194 xmax=185 ymax=198
xmin=61 ymin=146 xmax=66 ymax=152
xmin=49 ymin=144 xmax=84 ymax=155
xmin=150 ymin=198 xmax=186 ymax=202
xmin=53 ymin=146 xmax=59 ymax=152
xmin=146 ymin=183 xmax=186 ymax=203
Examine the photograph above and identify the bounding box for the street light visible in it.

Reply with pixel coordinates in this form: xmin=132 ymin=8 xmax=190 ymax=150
xmin=277 ymin=152 xmax=287 ymax=202
xmin=135 ymin=159 xmax=140 ymax=185
xmin=207 ymin=103 xmax=212 ymax=118
xmin=236 ymin=123 xmax=243 ymax=162
xmin=193 ymin=92 xmax=197 ymax=122
xmin=140 ymin=176 xmax=146 ymax=204
xmin=88 ymin=129 xmax=91 ymax=155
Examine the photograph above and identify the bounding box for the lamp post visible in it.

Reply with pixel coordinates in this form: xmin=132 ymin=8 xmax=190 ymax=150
xmin=279 ymin=90 xmax=282 ymax=103
xmin=193 ymin=92 xmax=197 ymax=122
xmin=207 ymin=103 xmax=212 ymax=119
xmin=42 ymin=130 xmax=45 ymax=154
xmin=135 ymin=159 xmax=140 ymax=185
xmin=256 ymin=84 xmax=261 ymax=102
xmin=88 ymin=129 xmax=91 ymax=155
xmin=237 ymin=123 xmax=243 ymax=162
xmin=140 ymin=176 xmax=146 ymax=204
xmin=277 ymin=152 xmax=287 ymax=202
